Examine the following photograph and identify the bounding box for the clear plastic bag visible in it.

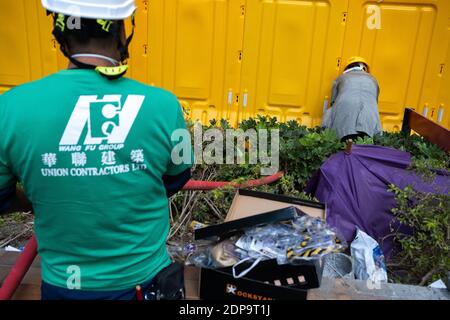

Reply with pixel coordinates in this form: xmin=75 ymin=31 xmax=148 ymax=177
xmin=235 ymin=224 xmax=302 ymax=264
xmin=180 ymin=213 xmax=347 ymax=271
xmin=235 ymin=215 xmax=347 ymax=265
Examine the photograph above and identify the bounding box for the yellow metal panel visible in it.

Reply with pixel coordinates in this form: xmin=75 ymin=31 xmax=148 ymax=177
xmin=127 ymin=0 xmax=149 ymax=83
xmin=0 ymin=0 xmax=67 ymax=94
xmin=0 ymin=0 xmax=31 ymax=93
xmin=343 ymin=0 xmax=450 ymax=131
xmin=238 ymin=0 xmax=349 ymax=127
xmin=436 ymin=21 xmax=450 ymax=128
xmin=133 ymin=0 xmax=245 ymax=125
xmin=420 ymin=0 xmax=450 ymax=129
xmin=221 ymin=0 xmax=247 ymax=126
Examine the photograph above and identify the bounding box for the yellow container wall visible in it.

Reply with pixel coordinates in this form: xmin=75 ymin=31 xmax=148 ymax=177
xmin=435 ymin=10 xmax=450 ymax=128
xmin=126 ymin=0 xmax=246 ymax=125
xmin=343 ymin=0 xmax=450 ymax=132
xmin=237 ymin=0 xmax=348 ymax=127
xmin=0 ymin=0 xmax=70 ymax=95
xmin=0 ymin=0 xmax=35 ymax=93
xmin=0 ymin=0 xmax=449 ymax=130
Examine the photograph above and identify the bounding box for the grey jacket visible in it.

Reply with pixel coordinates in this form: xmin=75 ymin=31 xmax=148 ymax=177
xmin=322 ymin=71 xmax=383 ymax=139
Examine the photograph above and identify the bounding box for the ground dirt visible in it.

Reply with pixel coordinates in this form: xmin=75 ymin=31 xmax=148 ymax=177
xmin=0 ymin=212 xmax=34 ymax=249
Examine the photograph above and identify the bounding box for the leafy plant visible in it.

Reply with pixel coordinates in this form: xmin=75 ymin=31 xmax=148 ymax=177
xmin=388 ymin=185 xmax=450 ymax=285
xmin=356 ymin=133 xmax=449 ymax=168
xmin=280 ymin=127 xmax=344 ymax=189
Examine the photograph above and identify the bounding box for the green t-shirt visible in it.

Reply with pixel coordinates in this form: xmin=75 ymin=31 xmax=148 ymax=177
xmin=0 ymin=69 xmax=192 ymax=291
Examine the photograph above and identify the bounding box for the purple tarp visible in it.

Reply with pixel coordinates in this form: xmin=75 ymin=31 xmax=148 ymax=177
xmin=305 ymin=145 xmax=450 ymax=259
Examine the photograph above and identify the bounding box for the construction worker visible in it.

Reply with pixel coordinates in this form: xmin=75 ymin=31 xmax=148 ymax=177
xmin=322 ymin=56 xmax=383 ymax=142
xmin=0 ymin=0 xmax=193 ymax=299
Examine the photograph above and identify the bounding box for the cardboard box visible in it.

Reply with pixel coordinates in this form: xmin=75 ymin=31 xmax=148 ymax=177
xmin=226 ymin=189 xmax=326 ymax=221
xmin=195 ymin=189 xmax=326 ymax=301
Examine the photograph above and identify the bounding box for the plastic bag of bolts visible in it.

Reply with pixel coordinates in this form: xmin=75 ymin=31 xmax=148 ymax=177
xmin=169 ymin=215 xmax=346 ymax=271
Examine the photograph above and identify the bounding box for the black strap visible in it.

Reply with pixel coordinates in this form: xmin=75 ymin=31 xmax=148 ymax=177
xmin=118 ymin=13 xmax=136 ymax=61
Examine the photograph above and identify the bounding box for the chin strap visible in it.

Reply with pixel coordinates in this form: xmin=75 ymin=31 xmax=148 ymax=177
xmin=71 ymin=53 xmax=119 ymax=66
xmin=68 ymin=54 xmax=128 ymax=80
xmin=95 ymin=65 xmax=129 ymax=79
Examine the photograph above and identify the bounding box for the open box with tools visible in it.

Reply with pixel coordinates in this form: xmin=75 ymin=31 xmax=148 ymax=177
xmin=193 ymin=189 xmax=328 ymax=300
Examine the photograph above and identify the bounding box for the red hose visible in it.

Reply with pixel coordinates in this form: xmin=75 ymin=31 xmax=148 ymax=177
xmin=182 ymin=171 xmax=284 ymax=190
xmin=0 ymin=234 xmax=37 ymax=300
xmin=0 ymin=171 xmax=284 ymax=300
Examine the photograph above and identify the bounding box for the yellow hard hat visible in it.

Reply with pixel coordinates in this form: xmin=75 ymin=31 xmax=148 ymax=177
xmin=345 ymin=56 xmax=369 ymax=69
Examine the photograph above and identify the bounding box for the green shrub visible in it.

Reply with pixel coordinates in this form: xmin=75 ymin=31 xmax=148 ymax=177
xmin=389 ymin=185 xmax=450 ymax=285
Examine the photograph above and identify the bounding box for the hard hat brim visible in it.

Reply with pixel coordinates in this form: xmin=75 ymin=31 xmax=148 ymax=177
xmin=42 ymin=0 xmax=136 ymax=20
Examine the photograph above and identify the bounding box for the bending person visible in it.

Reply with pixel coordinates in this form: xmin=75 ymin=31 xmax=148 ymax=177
xmin=322 ymin=56 xmax=383 ymax=142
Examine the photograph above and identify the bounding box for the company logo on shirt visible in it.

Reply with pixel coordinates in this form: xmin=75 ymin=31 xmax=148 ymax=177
xmin=60 ymin=95 xmax=145 ymax=145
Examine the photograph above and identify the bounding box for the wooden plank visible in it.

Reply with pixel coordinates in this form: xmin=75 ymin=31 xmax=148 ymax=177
xmin=0 ymin=251 xmax=42 ymax=300
xmin=11 ymin=283 xmax=41 ymax=300
xmin=0 ymin=252 xmax=40 ymax=267
xmin=402 ymin=108 xmax=450 ymax=152
xmin=0 ymin=266 xmax=41 ymax=286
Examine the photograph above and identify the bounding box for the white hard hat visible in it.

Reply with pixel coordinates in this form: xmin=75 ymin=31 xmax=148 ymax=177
xmin=41 ymin=0 xmax=136 ymax=20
